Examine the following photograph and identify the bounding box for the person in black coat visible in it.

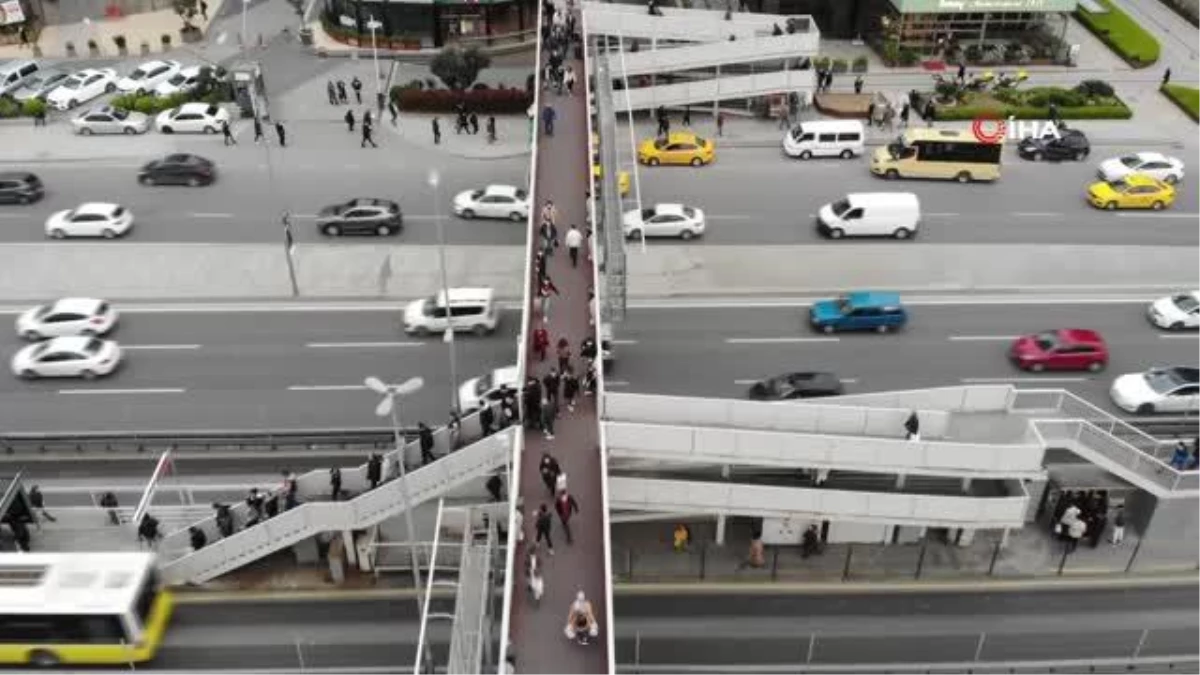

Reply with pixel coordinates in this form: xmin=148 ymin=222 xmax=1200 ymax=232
xmin=367 ymin=453 xmax=383 ymax=489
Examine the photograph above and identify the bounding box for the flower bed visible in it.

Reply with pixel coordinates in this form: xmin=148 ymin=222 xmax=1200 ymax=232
xmin=932 ymin=85 xmax=1133 ymax=121
xmin=1074 ymin=0 xmax=1160 ymax=68
xmin=1161 ymin=84 xmax=1199 ymax=122
xmin=390 ymin=85 xmax=532 ymax=114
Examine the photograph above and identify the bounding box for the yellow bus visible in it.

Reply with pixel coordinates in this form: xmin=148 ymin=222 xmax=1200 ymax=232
xmin=0 ymin=552 xmax=174 ymax=667
xmin=870 ymin=128 xmax=1004 ymax=183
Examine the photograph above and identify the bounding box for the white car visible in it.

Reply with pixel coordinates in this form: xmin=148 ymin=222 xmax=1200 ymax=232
xmin=45 ymin=68 xmax=118 ymax=111
xmin=71 ymin=105 xmax=150 ymax=135
xmin=453 ymin=185 xmax=530 ymax=221
xmin=1110 ymin=366 xmax=1200 ymax=415
xmin=156 ymin=103 xmax=230 ymax=134
xmin=622 ymin=203 xmax=706 ymax=240
xmin=153 ymin=65 xmax=202 ymax=97
xmin=116 ymin=60 xmax=182 ymax=95
xmin=1148 ymin=291 xmax=1200 ymax=331
xmin=11 ymin=336 xmax=122 ymax=380
xmin=458 ymin=365 xmax=519 ymax=413
xmin=1097 ymin=152 xmax=1185 ymax=184
xmin=45 ymin=202 xmax=134 ymax=239
xmin=16 ymin=298 xmax=118 ymax=340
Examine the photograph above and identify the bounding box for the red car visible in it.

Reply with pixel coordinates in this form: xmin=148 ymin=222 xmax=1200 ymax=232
xmin=1009 ymin=329 xmax=1108 ymax=372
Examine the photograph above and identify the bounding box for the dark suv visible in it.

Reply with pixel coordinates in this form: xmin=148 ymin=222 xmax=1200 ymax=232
xmin=0 ymin=172 xmax=44 ymax=204
xmin=138 ymin=153 xmax=216 ymax=187
xmin=316 ymin=198 xmax=404 ymax=236
xmin=1017 ymin=128 xmax=1090 ymax=162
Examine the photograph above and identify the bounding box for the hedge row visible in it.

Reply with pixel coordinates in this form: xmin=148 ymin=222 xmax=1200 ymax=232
xmin=1074 ymin=0 xmax=1160 ymax=68
xmin=934 ymin=103 xmax=1133 ymax=121
xmin=390 ymin=86 xmax=532 ymax=114
xmin=1161 ymin=84 xmax=1199 ymax=122
xmin=0 ymin=97 xmax=47 ymax=119
xmin=109 ymin=92 xmax=192 ymax=115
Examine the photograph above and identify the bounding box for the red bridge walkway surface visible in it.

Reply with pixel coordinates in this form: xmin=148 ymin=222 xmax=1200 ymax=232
xmin=505 ymin=1 xmax=613 ymax=672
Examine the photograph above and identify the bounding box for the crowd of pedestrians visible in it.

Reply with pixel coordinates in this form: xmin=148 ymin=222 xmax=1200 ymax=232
xmin=1052 ymin=489 xmax=1122 ymax=552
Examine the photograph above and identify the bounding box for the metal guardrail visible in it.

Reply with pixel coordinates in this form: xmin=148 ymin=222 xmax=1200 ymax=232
xmin=0 ymin=428 xmax=408 ymax=454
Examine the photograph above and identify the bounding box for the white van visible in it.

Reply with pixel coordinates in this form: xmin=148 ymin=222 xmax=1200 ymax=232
xmin=816 ymin=192 xmax=920 ymax=240
xmin=783 ymin=120 xmax=865 ymax=160
xmin=459 ymin=364 xmax=519 ymax=413
xmin=0 ymin=60 xmax=40 ymax=97
xmin=403 ymin=287 xmax=500 ymax=336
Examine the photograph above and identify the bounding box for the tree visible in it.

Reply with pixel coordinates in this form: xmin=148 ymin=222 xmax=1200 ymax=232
xmin=430 ymin=46 xmax=492 ymax=91
xmin=173 ymin=0 xmax=199 ymax=30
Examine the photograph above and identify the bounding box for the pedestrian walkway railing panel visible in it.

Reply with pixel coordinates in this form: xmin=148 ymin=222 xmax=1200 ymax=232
xmin=1030 ymin=419 xmax=1195 ymax=496
xmin=603 ymin=393 xmax=952 ymax=438
xmin=614 ymin=69 xmax=815 ymax=112
xmin=603 ymin=422 xmax=1046 ymax=477
xmin=819 ymin=385 xmax=1016 ymax=413
xmin=159 ymin=429 xmax=514 ymax=585
xmin=608 ymin=477 xmax=1029 ymax=528
xmin=610 ymin=31 xmax=819 ymax=78
xmin=582 ymin=1 xmax=811 ymax=41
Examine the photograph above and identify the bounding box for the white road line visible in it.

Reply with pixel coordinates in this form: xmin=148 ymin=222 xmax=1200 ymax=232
xmin=611 ymin=339 xmax=639 ymax=345
xmin=305 ymin=342 xmax=423 ymax=349
xmin=948 ymin=335 xmax=1019 ymax=342
xmin=287 ymin=384 xmax=368 ymax=392
xmin=960 ymin=377 xmax=1091 ymax=384
xmin=706 ymin=215 xmax=754 ymax=221
xmin=733 ymin=379 xmax=758 ymax=385
xmin=189 ymin=213 xmax=234 ymax=219
xmin=604 ymin=380 xmax=630 ymax=387
xmin=725 ymin=337 xmax=840 ymax=344
xmin=1159 ymin=333 xmax=1200 ymax=339
xmin=58 ymin=388 xmax=187 ymax=395
xmin=924 ymin=212 xmax=960 ymax=217
xmin=1012 ymin=212 xmax=1062 ymax=217
xmin=839 ymin=378 xmax=860 ymax=384
xmin=121 ymin=344 xmax=202 ymax=351
xmin=404 ymin=215 xmax=449 ymax=220
xmin=1116 ymin=213 xmax=1200 ymax=219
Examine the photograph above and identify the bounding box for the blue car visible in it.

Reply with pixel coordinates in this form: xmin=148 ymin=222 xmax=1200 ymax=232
xmin=810 ymin=291 xmax=908 ymax=334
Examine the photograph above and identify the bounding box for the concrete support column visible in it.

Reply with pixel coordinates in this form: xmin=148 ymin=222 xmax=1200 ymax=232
xmin=721 ymin=464 xmax=731 ymax=479
xmin=999 ymin=527 xmax=1010 ymax=548
xmin=716 ymin=514 xmax=727 ymax=546
xmin=883 ymin=523 xmax=896 ymax=545
xmin=957 ymin=528 xmax=976 ymax=547
xmin=960 ymin=477 xmax=972 ymax=493
xmin=342 ymin=530 xmax=358 ymax=567
xmin=712 ymin=64 xmax=720 ymax=120
xmin=895 ymin=474 xmax=907 ymax=490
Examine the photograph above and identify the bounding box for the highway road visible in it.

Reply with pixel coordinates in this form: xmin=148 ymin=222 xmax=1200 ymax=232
xmin=626 ymin=145 xmax=1200 ymax=246
xmin=606 ymin=300 xmax=1200 ymax=416
xmin=0 ymin=150 xmax=529 ymax=245
xmin=0 ymin=308 xmax=518 ymax=432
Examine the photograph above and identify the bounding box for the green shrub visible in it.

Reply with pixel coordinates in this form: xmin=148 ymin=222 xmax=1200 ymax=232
xmin=851 ymin=56 xmax=869 ymax=73
xmin=897 ymin=48 xmax=920 ymax=66
xmin=21 ymin=98 xmax=46 ymax=118
xmin=1023 ymin=86 xmax=1088 ymax=108
xmin=1074 ymin=0 xmax=1160 ymax=67
xmin=390 ymin=86 xmax=532 ymax=114
xmin=0 ymin=97 xmax=21 ymax=118
xmin=109 ymin=92 xmax=191 ymax=115
xmin=935 ymin=102 xmax=1133 ymax=121
xmin=882 ymin=42 xmax=900 ymax=65
xmin=1161 ymin=84 xmax=1199 ymax=122
xmin=934 ymin=82 xmax=961 ymax=103
xmin=811 ymin=56 xmax=831 ymax=71
xmin=830 ymin=58 xmax=848 ymax=74
xmin=1076 ymin=79 xmax=1116 ymax=98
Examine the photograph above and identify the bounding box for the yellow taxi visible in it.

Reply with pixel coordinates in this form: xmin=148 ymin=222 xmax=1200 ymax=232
xmin=1087 ymin=174 xmax=1176 ymax=211
xmin=637 ymin=131 xmax=715 ymax=167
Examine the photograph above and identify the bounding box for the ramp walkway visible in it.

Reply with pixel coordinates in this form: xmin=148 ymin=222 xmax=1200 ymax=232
xmin=602 ymin=393 xmax=1045 ymax=478
xmin=155 ymin=408 xmax=513 ymax=585
xmin=582 ymin=1 xmax=811 ymax=41
xmin=612 ymin=69 xmax=814 ymax=112
xmin=613 ymin=32 xmax=818 ymax=78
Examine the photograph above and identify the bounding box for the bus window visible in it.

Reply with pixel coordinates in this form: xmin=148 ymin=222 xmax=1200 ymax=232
xmin=0 ymin=614 xmax=127 ymax=644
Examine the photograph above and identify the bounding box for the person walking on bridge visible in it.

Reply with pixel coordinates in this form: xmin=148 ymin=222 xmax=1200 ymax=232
xmin=555 ymin=490 xmax=580 ymax=544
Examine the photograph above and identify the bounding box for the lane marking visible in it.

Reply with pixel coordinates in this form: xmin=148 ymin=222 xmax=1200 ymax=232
xmin=725 ymin=337 xmax=840 ymax=344
xmin=305 ymin=341 xmax=423 ymax=349
xmin=1159 ymin=333 xmax=1200 ymax=339
xmin=1012 ymin=212 xmax=1062 ymax=217
xmin=628 ymin=295 xmax=1173 ymax=310
xmin=605 ymin=380 xmax=630 ymax=387
xmin=611 ymin=339 xmax=639 ymax=345
xmin=58 ymin=388 xmax=187 ymax=395
xmin=734 ymin=377 xmax=860 ymax=385
xmin=121 ymin=344 xmax=202 ymax=351
xmin=924 ymin=212 xmax=960 ymax=217
xmin=948 ymin=335 xmax=1019 ymax=342
xmin=287 ymin=384 xmax=368 ymax=392
xmin=706 ymin=215 xmax=753 ymax=221
xmin=189 ymin=212 xmax=234 ymax=219
xmin=1116 ymin=212 xmax=1200 ymax=220
xmin=961 ymin=377 xmax=1091 ymax=384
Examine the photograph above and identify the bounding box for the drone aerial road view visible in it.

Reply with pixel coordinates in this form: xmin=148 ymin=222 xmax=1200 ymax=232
xmin=0 ymin=0 xmax=1196 ymax=672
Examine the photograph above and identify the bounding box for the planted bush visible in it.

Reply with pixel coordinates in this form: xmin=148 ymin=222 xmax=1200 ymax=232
xmin=851 ymin=56 xmax=869 ymax=73
xmin=1076 ymin=79 xmax=1116 ymax=98
xmin=390 ymin=86 xmax=532 ymax=114
xmin=1023 ymin=86 xmax=1088 ymax=108
xmin=0 ymin=97 xmax=22 ymax=118
xmin=22 ymin=99 xmax=47 ymax=118
xmin=830 ymin=58 xmax=848 ymax=74
xmin=109 ymin=92 xmax=192 ymax=115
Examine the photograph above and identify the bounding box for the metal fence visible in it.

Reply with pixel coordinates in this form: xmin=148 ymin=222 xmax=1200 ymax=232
xmin=0 ymin=428 xmax=403 ymax=455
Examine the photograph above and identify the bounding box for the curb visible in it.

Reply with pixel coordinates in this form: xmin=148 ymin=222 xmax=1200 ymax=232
xmin=715 ymin=136 xmax=1183 ymax=149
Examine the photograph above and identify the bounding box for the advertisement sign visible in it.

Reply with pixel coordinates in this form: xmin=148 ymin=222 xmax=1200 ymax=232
xmin=896 ymin=0 xmax=1078 ymax=13
xmin=0 ymin=0 xmax=26 ymax=26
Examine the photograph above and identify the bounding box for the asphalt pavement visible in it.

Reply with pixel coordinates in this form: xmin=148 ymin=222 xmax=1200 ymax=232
xmin=0 ymin=309 xmax=518 ymax=432
xmin=625 ymin=144 xmax=1200 ymax=247
xmin=606 ymin=300 xmax=1200 ymax=416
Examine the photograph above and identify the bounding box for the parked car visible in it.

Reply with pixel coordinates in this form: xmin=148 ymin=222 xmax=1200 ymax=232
xmin=1009 ymin=329 xmax=1108 ymax=372
xmin=1147 ymin=291 xmax=1200 ymax=331
xmin=623 ymin=203 xmax=706 ymax=240
xmin=637 ymin=131 xmax=715 ymax=167
xmin=747 ymin=372 xmax=844 ymax=401
xmin=1097 ymin=152 xmax=1185 ymax=184
xmin=1087 ymin=175 xmax=1175 ymax=211
xmin=45 ymin=68 xmax=118 ymax=111
xmin=44 ymin=202 xmax=134 ymax=239
xmin=71 ymin=106 xmax=150 ymax=135
xmin=116 ymin=59 xmax=182 ymax=94
xmin=11 ymin=336 xmax=122 ymax=380
xmin=316 ymin=198 xmax=403 ymax=236
xmin=153 ymin=65 xmax=203 ymax=97
xmin=16 ymin=298 xmax=118 ymax=340
xmin=155 ymin=103 xmax=229 ymax=134
xmin=0 ymin=172 xmax=44 ymax=205
xmin=1017 ymin=128 xmax=1090 ymax=161
xmin=0 ymin=59 xmax=40 ymax=97
xmin=10 ymin=67 xmax=70 ymax=102
xmin=458 ymin=365 xmax=519 ymax=413
xmin=138 ymin=153 xmax=216 ymax=187
xmin=452 ymin=185 xmax=530 ymax=221
xmin=1110 ymin=366 xmax=1200 ymax=415
xmin=809 ymin=291 xmax=908 ymax=334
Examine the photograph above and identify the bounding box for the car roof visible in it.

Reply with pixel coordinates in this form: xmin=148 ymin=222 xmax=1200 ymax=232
xmin=178 ymin=65 xmax=203 ymax=75
xmin=347 ymin=197 xmax=397 ymax=208
xmin=75 ymin=202 xmax=120 ymax=215
xmin=1055 ymin=328 xmax=1105 ymax=346
xmin=653 ymin=203 xmax=687 ymax=215
xmin=74 ymin=68 xmax=108 ymax=78
xmin=1153 ymin=366 xmax=1200 ymax=383
xmin=1120 ymin=174 xmax=1166 ymax=187
xmin=845 ymin=291 xmax=902 ymax=307
xmin=1128 ymin=151 xmax=1169 ymax=163
xmin=43 ymin=336 xmax=97 ymax=351
xmin=134 ymin=60 xmax=171 ymax=71
xmin=493 ymin=365 xmax=520 ymax=387
xmin=484 ymin=185 xmax=520 ymax=197
xmin=178 ymin=102 xmax=215 ymax=113
xmin=49 ymin=298 xmax=103 ymax=314
xmin=434 ymin=287 xmax=494 ymax=306
xmin=665 ymin=131 xmax=702 ymax=143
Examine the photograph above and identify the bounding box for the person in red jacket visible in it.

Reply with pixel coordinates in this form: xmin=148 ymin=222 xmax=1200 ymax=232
xmin=533 ymin=325 xmax=550 ymax=361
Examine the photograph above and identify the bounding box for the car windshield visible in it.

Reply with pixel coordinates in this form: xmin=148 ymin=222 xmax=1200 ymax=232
xmin=683 ymin=206 xmax=696 ymax=218
xmin=790 ymin=125 xmax=805 ymax=141
xmin=203 ymin=105 xmax=218 ymax=116
xmin=640 ymin=208 xmax=655 ymax=219
xmin=886 ymin=140 xmax=906 ymax=159
xmin=84 ymin=338 xmax=104 ymax=354
xmin=1172 ymin=294 xmax=1199 ymax=313
xmin=1033 ymin=331 xmax=1059 ymax=351
xmin=29 ymin=343 xmax=50 ymax=358
xmin=61 ymin=77 xmax=83 ymax=90
xmin=1144 ymin=369 xmax=1185 ymax=394
xmin=469 ymin=190 xmax=484 ymax=200
xmin=130 ymin=69 xmax=149 ymax=81
xmin=653 ymin=138 xmax=669 ymax=150
xmin=421 ymin=295 xmax=440 ymax=316
xmin=167 ymin=73 xmax=187 ymax=85
xmin=837 ymin=297 xmax=854 ymax=314
xmin=33 ymin=305 xmax=50 ymax=319
xmin=474 ymin=373 xmax=494 ymax=396
xmin=692 ymin=136 xmax=708 ymax=146
xmin=1119 ymin=155 xmax=1142 ymax=168
xmin=1108 ymin=179 xmax=1131 ymax=192
xmin=762 ymin=378 xmax=786 ymax=395
xmin=110 ymin=108 xmax=129 ymax=120
xmin=830 ymin=198 xmax=852 ymax=217
xmin=515 ymin=189 xmax=527 ymax=200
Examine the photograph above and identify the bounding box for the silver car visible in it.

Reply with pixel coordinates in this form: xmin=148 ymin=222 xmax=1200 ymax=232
xmin=72 ymin=106 xmax=150 ymax=135
xmin=11 ymin=68 xmax=70 ymax=102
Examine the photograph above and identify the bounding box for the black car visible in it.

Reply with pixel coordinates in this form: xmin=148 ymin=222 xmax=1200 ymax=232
xmin=316 ymin=198 xmax=404 ymax=236
xmin=747 ymin=372 xmax=844 ymax=401
xmin=0 ymin=172 xmax=44 ymax=204
xmin=138 ymin=153 xmax=216 ymax=187
xmin=1017 ymin=128 xmax=1090 ymax=162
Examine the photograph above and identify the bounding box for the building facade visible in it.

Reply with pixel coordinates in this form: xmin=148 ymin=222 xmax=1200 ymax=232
xmin=323 ymin=0 xmax=536 ymax=50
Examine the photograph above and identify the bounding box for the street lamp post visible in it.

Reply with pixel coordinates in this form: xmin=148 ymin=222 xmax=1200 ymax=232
xmin=428 ymin=170 xmax=460 ymax=414
xmin=366 ymin=15 xmax=383 ymax=109
xmin=241 ymin=0 xmax=251 ymax=50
